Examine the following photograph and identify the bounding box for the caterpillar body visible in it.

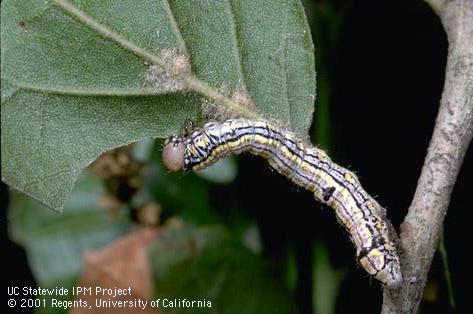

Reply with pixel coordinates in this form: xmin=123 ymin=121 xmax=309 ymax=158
xmin=163 ymin=118 xmax=402 ymax=288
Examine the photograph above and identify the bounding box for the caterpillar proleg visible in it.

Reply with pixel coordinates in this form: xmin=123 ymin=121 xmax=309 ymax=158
xmin=163 ymin=118 xmax=402 ymax=288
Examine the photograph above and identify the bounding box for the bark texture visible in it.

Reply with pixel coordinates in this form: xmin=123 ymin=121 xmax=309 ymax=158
xmin=382 ymin=1 xmax=473 ymax=313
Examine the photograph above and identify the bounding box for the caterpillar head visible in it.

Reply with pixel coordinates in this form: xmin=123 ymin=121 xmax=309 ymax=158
xmin=359 ymin=247 xmax=402 ymax=289
xmin=163 ymin=135 xmax=186 ymax=172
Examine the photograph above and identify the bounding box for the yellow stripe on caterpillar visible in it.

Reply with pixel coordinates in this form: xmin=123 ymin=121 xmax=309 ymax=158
xmin=163 ymin=118 xmax=402 ymax=288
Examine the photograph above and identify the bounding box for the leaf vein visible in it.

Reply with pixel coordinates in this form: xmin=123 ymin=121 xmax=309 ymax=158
xmin=227 ymin=0 xmax=247 ymax=88
xmin=279 ymin=5 xmax=291 ymax=126
xmin=161 ymin=0 xmax=188 ymax=54
xmin=3 ymin=78 xmax=179 ymax=96
xmin=23 ymin=167 xmax=76 ymax=190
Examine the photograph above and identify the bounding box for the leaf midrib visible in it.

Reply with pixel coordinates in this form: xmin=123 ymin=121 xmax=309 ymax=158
xmin=2 ymin=78 xmax=181 ymax=96
xmin=52 ymin=0 xmax=260 ymax=119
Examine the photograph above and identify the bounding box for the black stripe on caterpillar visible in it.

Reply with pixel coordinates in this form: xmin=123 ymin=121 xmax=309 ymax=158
xmin=163 ymin=118 xmax=402 ymax=288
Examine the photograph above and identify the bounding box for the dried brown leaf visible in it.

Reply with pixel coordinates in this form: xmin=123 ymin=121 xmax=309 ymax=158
xmin=70 ymin=228 xmax=158 ymax=314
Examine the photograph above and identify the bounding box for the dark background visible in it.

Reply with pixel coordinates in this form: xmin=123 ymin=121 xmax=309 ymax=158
xmin=237 ymin=0 xmax=468 ymax=313
xmin=2 ymin=0 xmax=469 ymax=313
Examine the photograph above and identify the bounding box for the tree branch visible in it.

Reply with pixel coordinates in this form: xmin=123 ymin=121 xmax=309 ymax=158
xmin=382 ymin=1 xmax=473 ymax=313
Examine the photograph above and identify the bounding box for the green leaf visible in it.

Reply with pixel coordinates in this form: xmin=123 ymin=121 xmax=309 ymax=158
xmin=150 ymin=225 xmax=297 ymax=314
xmin=312 ymin=243 xmax=345 ymax=314
xmin=1 ymin=0 xmax=315 ymax=210
xmin=439 ymin=230 xmax=456 ymax=309
xmin=8 ymin=172 xmax=131 ymax=287
xmin=195 ymin=157 xmax=238 ymax=184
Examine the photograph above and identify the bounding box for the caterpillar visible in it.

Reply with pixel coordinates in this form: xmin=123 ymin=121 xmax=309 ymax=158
xmin=163 ymin=118 xmax=402 ymax=288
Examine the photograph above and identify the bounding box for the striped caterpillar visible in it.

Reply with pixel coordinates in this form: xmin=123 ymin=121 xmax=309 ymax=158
xmin=163 ymin=118 xmax=402 ymax=288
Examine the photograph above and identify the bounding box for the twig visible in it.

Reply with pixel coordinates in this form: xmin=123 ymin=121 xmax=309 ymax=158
xmin=382 ymin=0 xmax=473 ymax=313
